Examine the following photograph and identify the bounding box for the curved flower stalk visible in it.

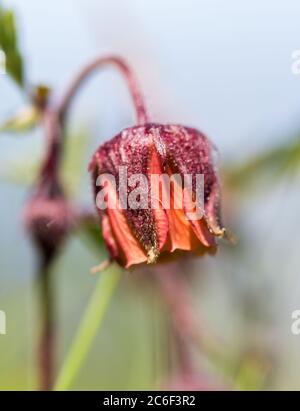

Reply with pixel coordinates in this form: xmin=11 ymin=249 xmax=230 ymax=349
xmin=58 ymin=56 xmax=148 ymax=126
xmin=51 ymin=55 xmax=227 ymax=390
xmin=20 ymin=56 xmax=150 ymax=390
xmin=58 ymin=56 xmax=226 ymax=270
xmin=3 ymin=5 xmax=228 ymax=385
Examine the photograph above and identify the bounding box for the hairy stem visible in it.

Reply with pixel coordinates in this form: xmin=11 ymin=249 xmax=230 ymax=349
xmin=58 ymin=55 xmax=148 ymax=126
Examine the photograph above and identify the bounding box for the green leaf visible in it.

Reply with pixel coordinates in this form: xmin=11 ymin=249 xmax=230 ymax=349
xmin=0 ymin=6 xmax=24 ymax=87
xmin=0 ymin=105 xmax=39 ymax=133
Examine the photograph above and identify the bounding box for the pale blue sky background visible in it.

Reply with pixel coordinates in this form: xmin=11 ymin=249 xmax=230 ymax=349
xmin=1 ymin=0 xmax=300 ymax=159
xmin=1 ymin=0 xmax=300 ymax=307
xmin=1 ymin=0 xmax=300 ymax=389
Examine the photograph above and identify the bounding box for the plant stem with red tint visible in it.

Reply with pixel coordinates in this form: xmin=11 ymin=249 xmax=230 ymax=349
xmin=30 ymin=56 xmax=147 ymax=390
xmin=37 ymin=262 xmax=55 ymax=390
xmin=29 ymin=106 xmax=64 ymax=391
xmin=153 ymin=267 xmax=196 ymax=375
xmin=38 ymin=109 xmax=63 ymax=191
xmin=153 ymin=265 xmax=228 ymax=389
xmin=58 ymin=56 xmax=148 ymax=125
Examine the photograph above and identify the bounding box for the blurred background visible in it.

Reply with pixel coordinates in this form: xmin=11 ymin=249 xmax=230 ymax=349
xmin=1 ymin=0 xmax=300 ymax=390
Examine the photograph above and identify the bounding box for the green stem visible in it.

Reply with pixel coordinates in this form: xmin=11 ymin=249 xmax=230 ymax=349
xmin=54 ymin=266 xmax=121 ymax=390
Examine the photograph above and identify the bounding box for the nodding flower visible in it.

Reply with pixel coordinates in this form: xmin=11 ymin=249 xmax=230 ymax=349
xmin=85 ymin=57 xmax=226 ymax=269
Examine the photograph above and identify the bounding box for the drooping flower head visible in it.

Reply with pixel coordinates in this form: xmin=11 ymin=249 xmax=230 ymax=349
xmin=66 ymin=56 xmax=227 ymax=269
xmin=89 ymin=123 xmax=225 ymax=269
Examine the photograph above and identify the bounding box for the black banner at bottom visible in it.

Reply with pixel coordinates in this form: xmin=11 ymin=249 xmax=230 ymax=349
xmin=0 ymin=390 xmax=295 ymax=407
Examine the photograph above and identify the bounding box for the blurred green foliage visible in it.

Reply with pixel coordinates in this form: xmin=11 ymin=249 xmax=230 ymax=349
xmin=226 ymin=134 xmax=300 ymax=191
xmin=0 ymin=5 xmax=24 ymax=87
xmin=0 ymin=106 xmax=39 ymax=134
xmin=0 ymin=132 xmax=90 ymax=195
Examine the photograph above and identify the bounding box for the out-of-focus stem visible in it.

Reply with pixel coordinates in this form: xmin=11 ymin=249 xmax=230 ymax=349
xmin=34 ymin=107 xmax=63 ymax=391
xmin=54 ymin=266 xmax=121 ymax=391
xmin=154 ymin=267 xmax=199 ymax=343
xmin=37 ymin=109 xmax=63 ymax=195
xmin=153 ymin=267 xmax=196 ymax=374
xmin=31 ymin=55 xmax=146 ymax=391
xmin=38 ymin=263 xmax=55 ymax=391
xmin=154 ymin=265 xmax=224 ymax=355
xmin=154 ymin=265 xmax=227 ymax=379
xmin=57 ymin=55 xmax=149 ymax=126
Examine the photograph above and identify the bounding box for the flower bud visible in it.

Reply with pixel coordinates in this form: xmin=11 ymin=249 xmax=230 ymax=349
xmin=24 ymin=191 xmax=74 ymax=266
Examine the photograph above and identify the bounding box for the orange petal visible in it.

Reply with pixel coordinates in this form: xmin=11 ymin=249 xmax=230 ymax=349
xmin=106 ymin=184 xmax=147 ymax=268
xmin=183 ymin=187 xmax=215 ymax=247
xmin=101 ymin=214 xmax=119 ymax=259
xmin=149 ymin=147 xmax=169 ymax=250
xmin=161 ymin=168 xmax=200 ymax=252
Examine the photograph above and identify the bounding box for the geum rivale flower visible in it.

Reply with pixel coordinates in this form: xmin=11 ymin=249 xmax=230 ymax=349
xmin=59 ymin=56 xmax=226 ymax=269
xmin=89 ymin=123 xmax=225 ymax=269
